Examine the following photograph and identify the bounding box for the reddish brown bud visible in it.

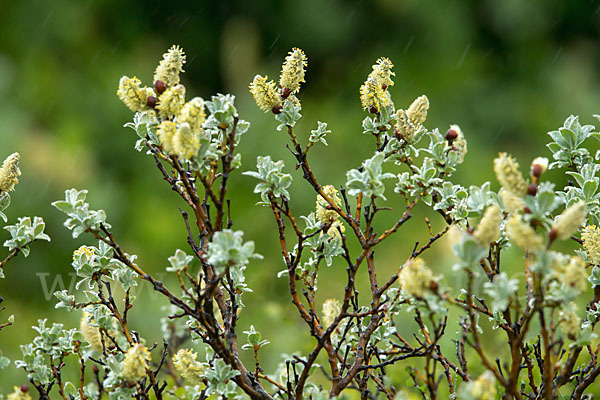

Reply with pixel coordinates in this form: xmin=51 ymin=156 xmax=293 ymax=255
xmin=93 ymin=365 xmax=99 ymax=374
xmin=271 ymin=105 xmax=282 ymax=114
xmin=154 ymin=80 xmax=167 ymax=94
xmin=445 ymin=129 xmax=458 ymax=141
xmin=369 ymin=106 xmax=378 ymax=114
xmin=549 ymin=228 xmax=558 ymax=242
xmin=523 ymin=206 xmax=532 ymax=214
xmin=527 ymin=183 xmax=538 ymax=197
xmin=430 ymin=280 xmax=439 ymax=292
xmin=532 ymin=164 xmax=543 ymax=178
xmin=280 ymin=87 xmax=292 ymax=99
xmin=20 ymin=385 xmax=29 ymax=393
xmin=146 ymin=95 xmax=157 ymax=109
xmin=381 ymin=84 xmax=388 ymax=90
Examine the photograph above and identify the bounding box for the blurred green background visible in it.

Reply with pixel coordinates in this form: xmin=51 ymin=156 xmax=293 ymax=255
xmin=2 ymin=0 xmax=600 ymax=395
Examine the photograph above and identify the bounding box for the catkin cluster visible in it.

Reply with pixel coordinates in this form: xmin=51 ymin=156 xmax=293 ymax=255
xmin=117 ymin=46 xmax=208 ymax=162
xmin=249 ymin=48 xmax=307 ymax=113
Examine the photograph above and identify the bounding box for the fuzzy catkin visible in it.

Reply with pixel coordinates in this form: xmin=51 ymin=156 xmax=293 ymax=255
xmin=473 ymin=205 xmax=502 ymax=246
xmin=506 ymin=215 xmax=543 ymax=251
xmin=316 ymin=185 xmax=342 ymax=224
xmin=494 ymin=153 xmax=527 ymax=197
xmin=80 ymin=312 xmax=103 ymax=353
xmin=177 ymin=97 xmax=206 ymax=133
xmin=157 ymin=85 xmax=186 ymax=120
xmin=157 ymin=121 xmax=177 ymax=154
xmin=153 ymin=45 xmax=186 ymax=88
xmin=552 ymin=201 xmax=586 ymax=240
xmin=249 ymin=75 xmax=281 ymax=113
xmin=499 ymin=188 xmax=525 ymax=214
xmin=172 ymin=349 xmax=205 ymax=385
xmin=470 ymin=371 xmax=497 ymax=400
xmin=322 ymin=298 xmax=341 ymax=328
xmin=0 ymin=153 xmax=21 ymax=193
xmin=398 ymin=258 xmax=434 ymax=298
xmin=279 ymin=48 xmax=307 ymax=94
xmin=369 ymin=57 xmax=395 ymax=88
xmin=359 ymin=75 xmax=390 ymax=112
xmin=172 ymin=124 xmax=201 ymax=161
xmin=559 ymin=304 xmax=581 ymax=338
xmin=122 ymin=344 xmax=151 ymax=383
xmin=395 ymin=109 xmax=417 ymax=142
xmin=406 ymin=95 xmax=429 ymax=126
xmin=562 ymin=256 xmax=588 ymax=292
xmin=7 ymin=387 xmax=32 ymax=400
xmin=582 ymin=225 xmax=600 ymax=264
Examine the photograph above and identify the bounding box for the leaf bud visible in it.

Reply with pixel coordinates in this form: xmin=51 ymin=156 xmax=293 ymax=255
xmin=146 ymin=95 xmax=157 ymax=109
xmin=445 ymin=128 xmax=458 ymax=141
xmin=527 ymin=183 xmax=537 ymax=196
xmin=154 ymin=79 xmax=167 ymax=94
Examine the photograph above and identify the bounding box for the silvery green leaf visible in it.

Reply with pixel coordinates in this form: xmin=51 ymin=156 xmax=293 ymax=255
xmin=452 ymin=236 xmax=487 ymax=271
xmin=275 ymin=101 xmax=302 ymax=131
xmin=589 ymin=266 xmax=600 ymax=287
xmin=54 ymin=290 xmax=75 ymax=310
xmin=205 ymin=230 xmax=262 ymax=274
xmin=309 ymin=121 xmax=330 ymax=146
xmin=346 ymin=152 xmax=395 ymax=200
xmin=243 ymin=156 xmax=293 ymax=204
xmin=3 ymin=216 xmax=50 ymax=253
xmin=167 ymin=249 xmax=194 ymax=272
xmin=53 ymin=189 xmax=111 ymax=237
xmin=483 ymin=273 xmax=519 ymax=313
xmin=0 ymin=192 xmax=10 ymax=212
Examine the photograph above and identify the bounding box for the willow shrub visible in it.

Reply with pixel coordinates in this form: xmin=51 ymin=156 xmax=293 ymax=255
xmin=1 ymin=46 xmax=600 ymax=400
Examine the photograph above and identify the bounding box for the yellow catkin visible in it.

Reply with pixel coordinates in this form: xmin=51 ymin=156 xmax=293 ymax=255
xmin=279 ymin=48 xmax=307 ymax=94
xmin=80 ymin=312 xmax=104 ymax=353
xmin=172 ymin=124 xmax=200 ymax=161
xmin=249 ymin=75 xmax=281 ymax=113
xmin=369 ymin=57 xmax=395 ymax=88
xmin=406 ymin=95 xmax=429 ymax=126
xmin=122 ymin=344 xmax=151 ymax=383
xmin=398 ymin=258 xmax=434 ymax=298
xmin=473 ymin=205 xmax=502 ymax=246
xmin=316 ymin=185 xmax=342 ymax=224
xmin=470 ymin=371 xmax=497 ymax=400
xmin=493 ymin=153 xmax=527 ymax=197
xmin=117 ymin=76 xmax=150 ymax=113
xmin=172 ymin=349 xmax=205 ymax=385
xmin=449 ymin=124 xmax=467 ymax=163
xmin=7 ymin=386 xmax=32 ymax=400
xmin=499 ymin=188 xmax=524 ymax=214
xmin=157 ymin=85 xmax=186 ymax=120
xmin=582 ymin=225 xmax=600 ymax=265
xmin=559 ymin=303 xmax=581 ymax=338
xmin=561 ymin=256 xmax=588 ymax=292
xmin=395 ymin=109 xmax=417 ymax=142
xmin=360 ymin=75 xmax=390 ymax=112
xmin=506 ymin=215 xmax=543 ymax=251
xmin=0 ymin=153 xmax=21 ymax=193
xmin=177 ymin=97 xmax=206 ymax=133
xmin=153 ymin=45 xmax=186 ymax=87
xmin=322 ymin=298 xmax=341 ymax=328
xmin=157 ymin=121 xmax=177 ymax=155
xmin=327 ymin=220 xmax=346 ymax=240
xmin=552 ymin=201 xmax=586 ymax=240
